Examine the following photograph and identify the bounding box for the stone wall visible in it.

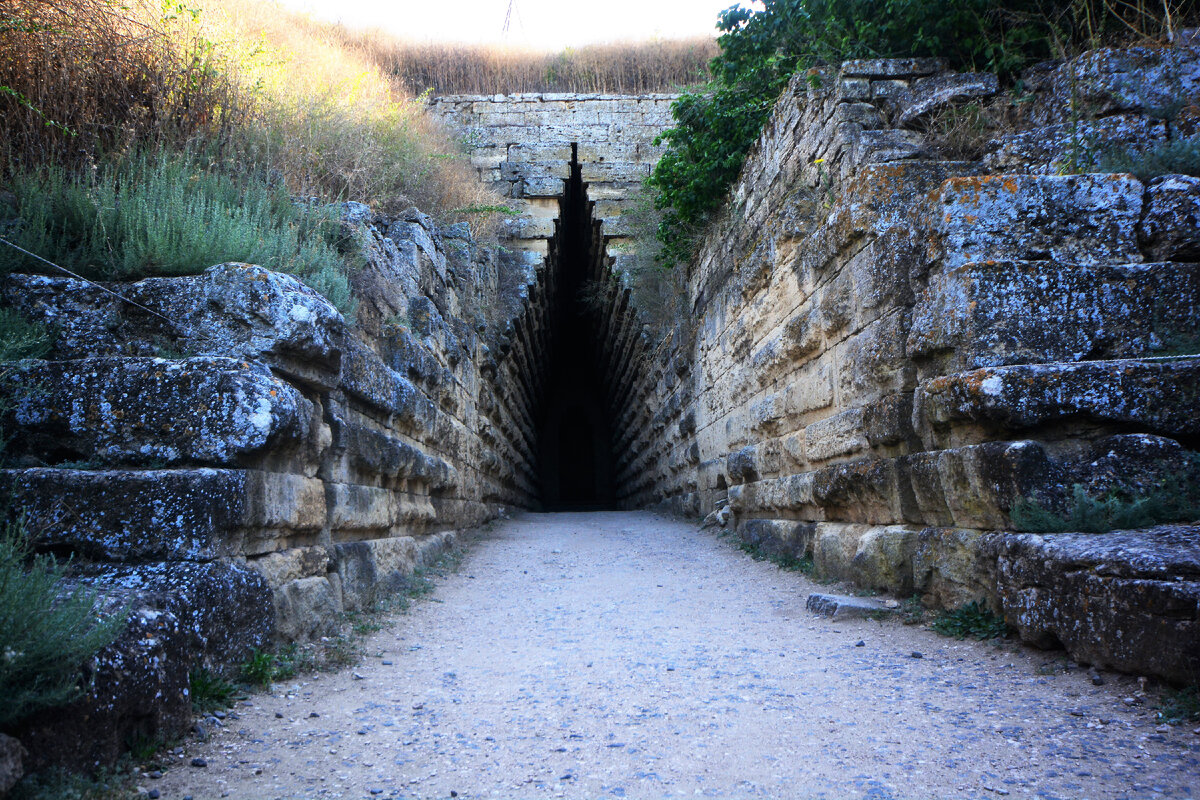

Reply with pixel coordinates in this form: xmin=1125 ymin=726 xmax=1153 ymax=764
xmin=0 ymin=206 xmax=544 ymax=769
xmin=592 ymin=47 xmax=1200 ymax=684
xmin=427 ymin=92 xmax=675 ymax=252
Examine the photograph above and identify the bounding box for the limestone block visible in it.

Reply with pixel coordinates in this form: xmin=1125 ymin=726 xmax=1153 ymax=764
xmin=841 ymin=58 xmax=947 ymax=78
xmin=250 ymin=546 xmax=331 ymax=588
xmin=862 ymin=393 xmax=916 ymax=448
xmin=813 ymin=522 xmax=871 ymax=580
xmin=996 ymin=525 xmax=1200 ymax=684
xmin=4 ymin=357 xmax=315 ymax=467
xmin=849 ymin=525 xmax=923 ymax=594
xmin=908 ymin=261 xmax=1199 ymax=369
xmin=1023 ymin=45 xmax=1200 ymax=124
xmin=327 ymin=484 xmax=399 ymax=532
xmin=805 ymin=592 xmax=892 ymax=619
xmin=273 ymin=576 xmax=343 ymax=642
xmin=837 ymin=312 xmax=910 ymax=401
xmin=911 ymin=528 xmax=1000 ymax=610
xmin=1142 ymin=174 xmax=1200 ymax=261
xmin=335 ymin=537 xmax=420 ymax=611
xmin=0 ymin=468 xmax=325 ymax=561
xmin=983 ymin=116 xmax=1166 ymax=175
xmin=784 ymin=360 xmax=835 ymax=416
xmin=727 ymin=446 xmax=758 ymax=484
xmin=339 ymin=338 xmax=437 ymax=430
xmin=3 ymin=264 xmax=346 ymax=385
xmin=916 ymin=358 xmax=1200 ymax=440
xmin=894 ymin=72 xmax=998 ymax=127
xmin=15 ymin=596 xmax=189 ymax=773
xmin=738 ymin=519 xmax=815 ymax=561
xmin=342 ymin=422 xmax=457 ymax=488
xmin=812 ymin=458 xmax=905 ymax=524
xmin=933 ymin=174 xmax=1144 ymax=268
xmin=804 ymin=408 xmax=868 ymax=463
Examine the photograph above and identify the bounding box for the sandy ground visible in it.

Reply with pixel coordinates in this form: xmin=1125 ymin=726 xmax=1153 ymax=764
xmin=154 ymin=511 xmax=1199 ymax=800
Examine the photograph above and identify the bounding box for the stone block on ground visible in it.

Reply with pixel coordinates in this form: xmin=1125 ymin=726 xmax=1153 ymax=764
xmin=805 ymin=592 xmax=893 ymax=620
xmin=996 ymin=525 xmax=1200 ymax=685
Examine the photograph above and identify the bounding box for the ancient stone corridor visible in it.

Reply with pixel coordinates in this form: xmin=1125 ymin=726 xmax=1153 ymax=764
xmin=156 ymin=513 xmax=1197 ymax=800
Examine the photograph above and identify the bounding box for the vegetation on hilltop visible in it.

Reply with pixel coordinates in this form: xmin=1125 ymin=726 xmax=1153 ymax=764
xmin=343 ymin=35 xmax=717 ymax=95
xmin=648 ymin=0 xmax=1197 ymax=267
xmin=0 ymin=0 xmax=502 ymax=309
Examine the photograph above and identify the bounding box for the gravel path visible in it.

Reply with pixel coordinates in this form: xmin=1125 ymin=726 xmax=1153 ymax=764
xmin=156 ymin=511 xmax=1199 ymax=800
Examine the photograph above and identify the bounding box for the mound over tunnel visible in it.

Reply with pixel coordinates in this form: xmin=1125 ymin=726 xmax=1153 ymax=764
xmin=427 ymin=92 xmax=680 ymax=511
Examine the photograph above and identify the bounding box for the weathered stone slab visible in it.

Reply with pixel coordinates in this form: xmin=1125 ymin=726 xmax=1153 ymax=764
xmin=1142 ymin=174 xmax=1200 ymax=261
xmin=805 ymin=592 xmax=892 ymax=619
xmin=18 ymin=559 xmax=272 ymax=771
xmin=335 ymin=536 xmax=420 ymax=611
xmin=917 ymin=358 xmax=1200 ymax=439
xmin=894 ymin=72 xmax=998 ymax=126
xmin=1 ymin=264 xmax=346 ymax=384
xmin=933 ymin=174 xmax=1144 ymax=268
xmin=908 ymin=261 xmax=1199 ymax=368
xmin=738 ymin=518 xmax=815 ymax=561
xmin=3 ymin=357 xmax=315 ymax=466
xmin=996 ymin=525 xmax=1200 ymax=684
xmin=0 ymin=468 xmax=325 ymax=560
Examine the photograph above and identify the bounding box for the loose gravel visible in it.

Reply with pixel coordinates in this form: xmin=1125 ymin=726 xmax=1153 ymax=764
xmin=155 ymin=511 xmax=1200 ymax=800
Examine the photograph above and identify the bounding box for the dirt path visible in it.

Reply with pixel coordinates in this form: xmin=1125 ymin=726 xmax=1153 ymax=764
xmin=156 ymin=511 xmax=1199 ymax=800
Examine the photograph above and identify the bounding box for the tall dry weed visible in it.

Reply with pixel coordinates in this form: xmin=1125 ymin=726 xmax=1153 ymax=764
xmin=341 ymin=34 xmax=717 ymax=95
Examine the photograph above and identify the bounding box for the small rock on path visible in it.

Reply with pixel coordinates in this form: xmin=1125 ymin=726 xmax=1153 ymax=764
xmin=157 ymin=511 xmax=1199 ymax=799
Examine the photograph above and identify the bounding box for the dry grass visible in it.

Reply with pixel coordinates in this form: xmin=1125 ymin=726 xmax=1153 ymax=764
xmin=341 ymin=34 xmax=717 ymax=95
xmin=0 ymin=0 xmax=500 ymax=226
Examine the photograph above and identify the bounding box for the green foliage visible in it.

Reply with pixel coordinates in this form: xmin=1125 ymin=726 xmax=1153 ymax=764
xmin=0 ymin=518 xmax=126 ymax=730
xmin=648 ymin=0 xmax=1186 ymax=266
xmin=0 ymin=151 xmax=356 ymax=314
xmin=8 ymin=765 xmax=139 ymax=800
xmin=1097 ymin=137 xmax=1200 ymax=182
xmin=1011 ymin=475 xmax=1200 ymax=534
xmin=930 ymin=599 xmax=1010 ymax=640
xmin=238 ymin=649 xmax=279 ymax=687
xmin=1157 ymin=685 xmax=1200 ymax=725
xmin=187 ymin=666 xmax=237 ymax=713
xmin=0 ymin=307 xmax=50 ymax=362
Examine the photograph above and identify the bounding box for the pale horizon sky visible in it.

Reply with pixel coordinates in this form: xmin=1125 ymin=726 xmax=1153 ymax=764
xmin=273 ymin=0 xmax=759 ymax=49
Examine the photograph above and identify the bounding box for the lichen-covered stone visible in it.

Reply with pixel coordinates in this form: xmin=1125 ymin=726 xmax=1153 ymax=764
xmin=1 ymin=264 xmax=347 ymax=385
xmin=737 ymin=518 xmax=814 ymax=561
xmin=334 ymin=537 xmax=420 ymax=611
xmin=894 ymin=72 xmax=998 ymax=127
xmin=908 ymin=261 xmax=1199 ymax=369
xmin=3 ymin=357 xmax=315 ymax=466
xmin=996 ymin=525 xmax=1200 ymax=684
xmin=932 ymin=174 xmax=1144 ymax=268
xmin=916 ymin=358 xmax=1200 ymax=440
xmin=0 ymin=468 xmax=325 ymax=560
xmin=1141 ymin=174 xmax=1200 ymax=261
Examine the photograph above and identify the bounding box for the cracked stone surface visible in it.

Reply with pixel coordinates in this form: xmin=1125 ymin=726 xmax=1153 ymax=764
xmin=154 ymin=512 xmax=1199 ymax=800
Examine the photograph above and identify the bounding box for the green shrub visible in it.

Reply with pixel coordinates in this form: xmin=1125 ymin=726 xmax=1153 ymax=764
xmin=1097 ymin=137 xmax=1200 ymax=181
xmin=930 ymin=599 xmax=1010 ymax=640
xmin=188 ymin=666 xmax=237 ymax=713
xmin=0 ymin=150 xmax=355 ymax=314
xmin=1011 ymin=475 xmax=1200 ymax=534
xmin=0 ymin=308 xmax=50 ymax=362
xmin=0 ymin=518 xmax=126 ymax=730
xmin=1157 ymin=685 xmax=1200 ymax=725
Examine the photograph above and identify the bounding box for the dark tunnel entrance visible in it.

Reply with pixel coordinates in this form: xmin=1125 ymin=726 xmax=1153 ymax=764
xmin=535 ymin=145 xmax=617 ymax=510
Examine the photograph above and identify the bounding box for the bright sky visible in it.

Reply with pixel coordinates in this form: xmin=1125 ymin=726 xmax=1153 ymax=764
xmin=274 ymin=0 xmax=753 ymax=48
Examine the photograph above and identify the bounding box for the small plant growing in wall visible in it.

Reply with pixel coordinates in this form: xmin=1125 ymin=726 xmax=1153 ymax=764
xmin=0 ymin=517 xmax=126 ymax=730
